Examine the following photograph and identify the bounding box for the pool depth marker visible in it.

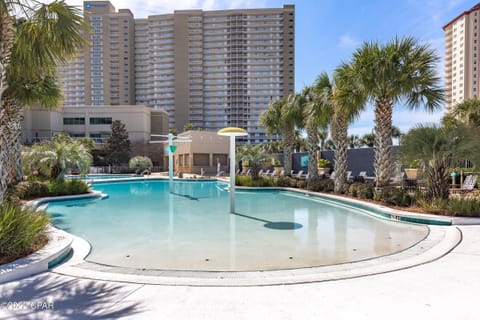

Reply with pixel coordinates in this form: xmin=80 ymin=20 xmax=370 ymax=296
xmin=217 ymin=127 xmax=248 ymax=213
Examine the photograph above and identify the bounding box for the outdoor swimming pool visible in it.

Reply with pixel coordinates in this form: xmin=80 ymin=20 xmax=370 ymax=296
xmin=46 ymin=180 xmax=429 ymax=271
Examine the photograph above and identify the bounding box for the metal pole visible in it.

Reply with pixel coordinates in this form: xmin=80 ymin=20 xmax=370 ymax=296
xmin=229 ymin=135 xmax=236 ymax=213
xmin=168 ymin=133 xmax=173 ymax=190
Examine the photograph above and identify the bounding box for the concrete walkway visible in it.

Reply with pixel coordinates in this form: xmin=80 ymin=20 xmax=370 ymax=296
xmin=0 ymin=225 xmax=478 ymax=319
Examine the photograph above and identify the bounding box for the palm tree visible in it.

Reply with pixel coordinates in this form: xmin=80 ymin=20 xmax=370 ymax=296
xmin=350 ymin=37 xmax=444 ymax=188
xmin=348 ymin=134 xmax=361 ymax=148
xmin=391 ymin=125 xmax=402 ymax=145
xmin=302 ymin=74 xmax=334 ymax=182
xmin=236 ymin=144 xmax=268 ymax=180
xmin=360 ymin=133 xmax=376 ymax=147
xmin=442 ymin=97 xmax=480 ymax=129
xmin=0 ymin=0 xmax=85 ymax=201
xmin=22 ymin=133 xmax=92 ymax=181
xmin=331 ymin=63 xmax=366 ymax=193
xmin=400 ymin=124 xmax=480 ymax=199
xmin=318 ymin=128 xmax=329 ymax=151
xmin=260 ymin=93 xmax=303 ymax=176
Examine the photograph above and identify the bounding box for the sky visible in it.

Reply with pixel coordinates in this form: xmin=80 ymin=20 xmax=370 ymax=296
xmin=68 ymin=0 xmax=480 ymax=136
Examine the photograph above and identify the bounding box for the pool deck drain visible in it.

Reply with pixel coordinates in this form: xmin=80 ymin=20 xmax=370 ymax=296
xmin=51 ymin=225 xmax=461 ymax=286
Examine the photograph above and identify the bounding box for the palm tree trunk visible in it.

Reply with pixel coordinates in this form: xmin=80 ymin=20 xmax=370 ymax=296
xmin=5 ymin=96 xmax=23 ymax=185
xmin=0 ymin=13 xmax=15 ymax=202
xmin=332 ymin=110 xmax=348 ymax=193
xmin=306 ymin=124 xmax=319 ymax=182
xmin=374 ymin=99 xmax=394 ymax=188
xmin=283 ymin=129 xmax=295 ymax=176
xmin=426 ymin=157 xmax=451 ymax=199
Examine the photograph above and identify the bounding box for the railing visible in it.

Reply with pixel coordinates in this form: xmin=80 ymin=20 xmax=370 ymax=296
xmin=89 ymin=166 xmax=163 ymax=174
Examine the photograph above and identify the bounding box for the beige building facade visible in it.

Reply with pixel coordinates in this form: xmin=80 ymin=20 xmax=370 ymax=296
xmin=170 ymin=130 xmax=229 ymax=175
xmin=60 ymin=1 xmax=295 ymax=144
xmin=443 ymin=3 xmax=480 ymax=112
xmin=22 ymin=105 xmax=168 ymax=145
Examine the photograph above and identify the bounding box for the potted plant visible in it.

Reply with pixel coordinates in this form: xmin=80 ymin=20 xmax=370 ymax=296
xmin=273 ymin=159 xmax=283 ymax=175
xmin=318 ymin=158 xmax=330 ymax=175
xmin=404 ymin=159 xmax=423 ymax=180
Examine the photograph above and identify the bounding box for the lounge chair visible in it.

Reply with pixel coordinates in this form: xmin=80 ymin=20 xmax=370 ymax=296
xmin=293 ymin=170 xmax=304 ymax=178
xmin=346 ymin=171 xmax=352 ymax=181
xmin=261 ymin=169 xmax=271 ymax=176
xmin=451 ymin=175 xmax=478 ymax=194
xmin=329 ymin=171 xmax=336 ymax=180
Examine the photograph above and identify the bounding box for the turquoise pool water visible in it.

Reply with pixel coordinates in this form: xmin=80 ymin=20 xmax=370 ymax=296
xmin=46 ymin=180 xmax=429 ymax=271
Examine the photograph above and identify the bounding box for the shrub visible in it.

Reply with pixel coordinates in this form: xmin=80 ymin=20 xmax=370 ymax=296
xmin=374 ymin=187 xmax=413 ymax=207
xmin=296 ymin=179 xmax=307 ymax=189
xmin=447 ymin=197 xmax=480 ymax=216
xmin=0 ymin=203 xmax=49 ymax=263
xmin=129 ymin=156 xmax=153 ymax=174
xmin=13 ymin=181 xmax=50 ymax=200
xmin=348 ymin=182 xmax=374 ymax=199
xmin=275 ymin=176 xmax=298 ymax=188
xmin=11 ymin=180 xmax=89 ymax=200
xmin=47 ymin=180 xmax=89 ymax=196
xmin=417 ymin=197 xmax=480 ymax=217
xmin=235 ymin=175 xmax=275 ymax=187
xmin=306 ymin=178 xmax=334 ymax=193
xmin=318 ymin=158 xmax=330 ymax=167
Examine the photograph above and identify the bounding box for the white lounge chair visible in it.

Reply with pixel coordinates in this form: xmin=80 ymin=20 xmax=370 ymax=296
xmin=451 ymin=175 xmax=478 ymax=194
xmin=261 ymin=169 xmax=271 ymax=176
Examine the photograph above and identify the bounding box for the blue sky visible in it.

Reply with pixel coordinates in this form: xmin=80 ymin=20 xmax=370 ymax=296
xmin=71 ymin=0 xmax=479 ymax=135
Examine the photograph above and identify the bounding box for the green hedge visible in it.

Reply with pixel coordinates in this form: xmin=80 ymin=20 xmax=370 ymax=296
xmin=235 ymin=175 xmax=275 ymax=187
xmin=13 ymin=180 xmax=89 ymax=200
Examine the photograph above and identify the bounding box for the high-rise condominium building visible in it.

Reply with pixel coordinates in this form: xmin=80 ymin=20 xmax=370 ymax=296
xmin=443 ymin=3 xmax=480 ymax=113
xmin=60 ymin=1 xmax=295 ymax=144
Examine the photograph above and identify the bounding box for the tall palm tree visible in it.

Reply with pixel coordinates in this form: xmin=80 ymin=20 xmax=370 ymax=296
xmin=331 ymin=63 xmax=366 ymax=193
xmin=318 ymin=128 xmax=329 ymax=151
xmin=350 ymin=37 xmax=444 ymax=188
xmin=302 ymin=74 xmax=334 ymax=182
xmin=0 ymin=0 xmax=85 ymax=201
xmin=400 ymin=124 xmax=480 ymax=199
xmin=348 ymin=134 xmax=361 ymax=148
xmin=442 ymin=97 xmax=480 ymax=129
xmin=360 ymin=133 xmax=376 ymax=147
xmin=260 ymin=93 xmax=303 ymax=176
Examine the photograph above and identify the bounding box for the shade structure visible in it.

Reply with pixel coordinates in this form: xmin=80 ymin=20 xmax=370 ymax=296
xmin=217 ymin=127 xmax=248 ymax=213
xmin=218 ymin=127 xmax=248 ymax=137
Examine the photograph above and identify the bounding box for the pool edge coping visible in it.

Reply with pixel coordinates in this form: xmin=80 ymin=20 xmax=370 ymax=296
xmin=50 ymin=225 xmax=461 ymax=286
xmin=2 ymin=180 xmax=474 ymax=286
xmin=0 ymin=226 xmax=73 ymax=285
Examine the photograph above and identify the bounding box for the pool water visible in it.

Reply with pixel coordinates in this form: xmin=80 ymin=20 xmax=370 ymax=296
xmin=46 ymin=180 xmax=428 ymax=271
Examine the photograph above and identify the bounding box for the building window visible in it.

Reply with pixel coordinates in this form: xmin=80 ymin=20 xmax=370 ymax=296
xmin=69 ymin=133 xmax=86 ymax=138
xmin=89 ymin=117 xmax=113 ymax=125
xmin=63 ymin=117 xmax=85 ymax=125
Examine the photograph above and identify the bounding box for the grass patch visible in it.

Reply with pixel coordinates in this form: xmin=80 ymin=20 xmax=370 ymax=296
xmin=0 ymin=203 xmax=49 ymax=264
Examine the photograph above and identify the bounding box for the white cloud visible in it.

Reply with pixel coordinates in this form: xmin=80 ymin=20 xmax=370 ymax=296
xmin=69 ymin=0 xmax=268 ymax=17
xmin=338 ymin=34 xmax=360 ymax=50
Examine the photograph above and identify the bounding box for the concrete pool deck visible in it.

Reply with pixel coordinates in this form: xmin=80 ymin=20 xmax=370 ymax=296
xmin=0 ymin=225 xmax=478 ymax=319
